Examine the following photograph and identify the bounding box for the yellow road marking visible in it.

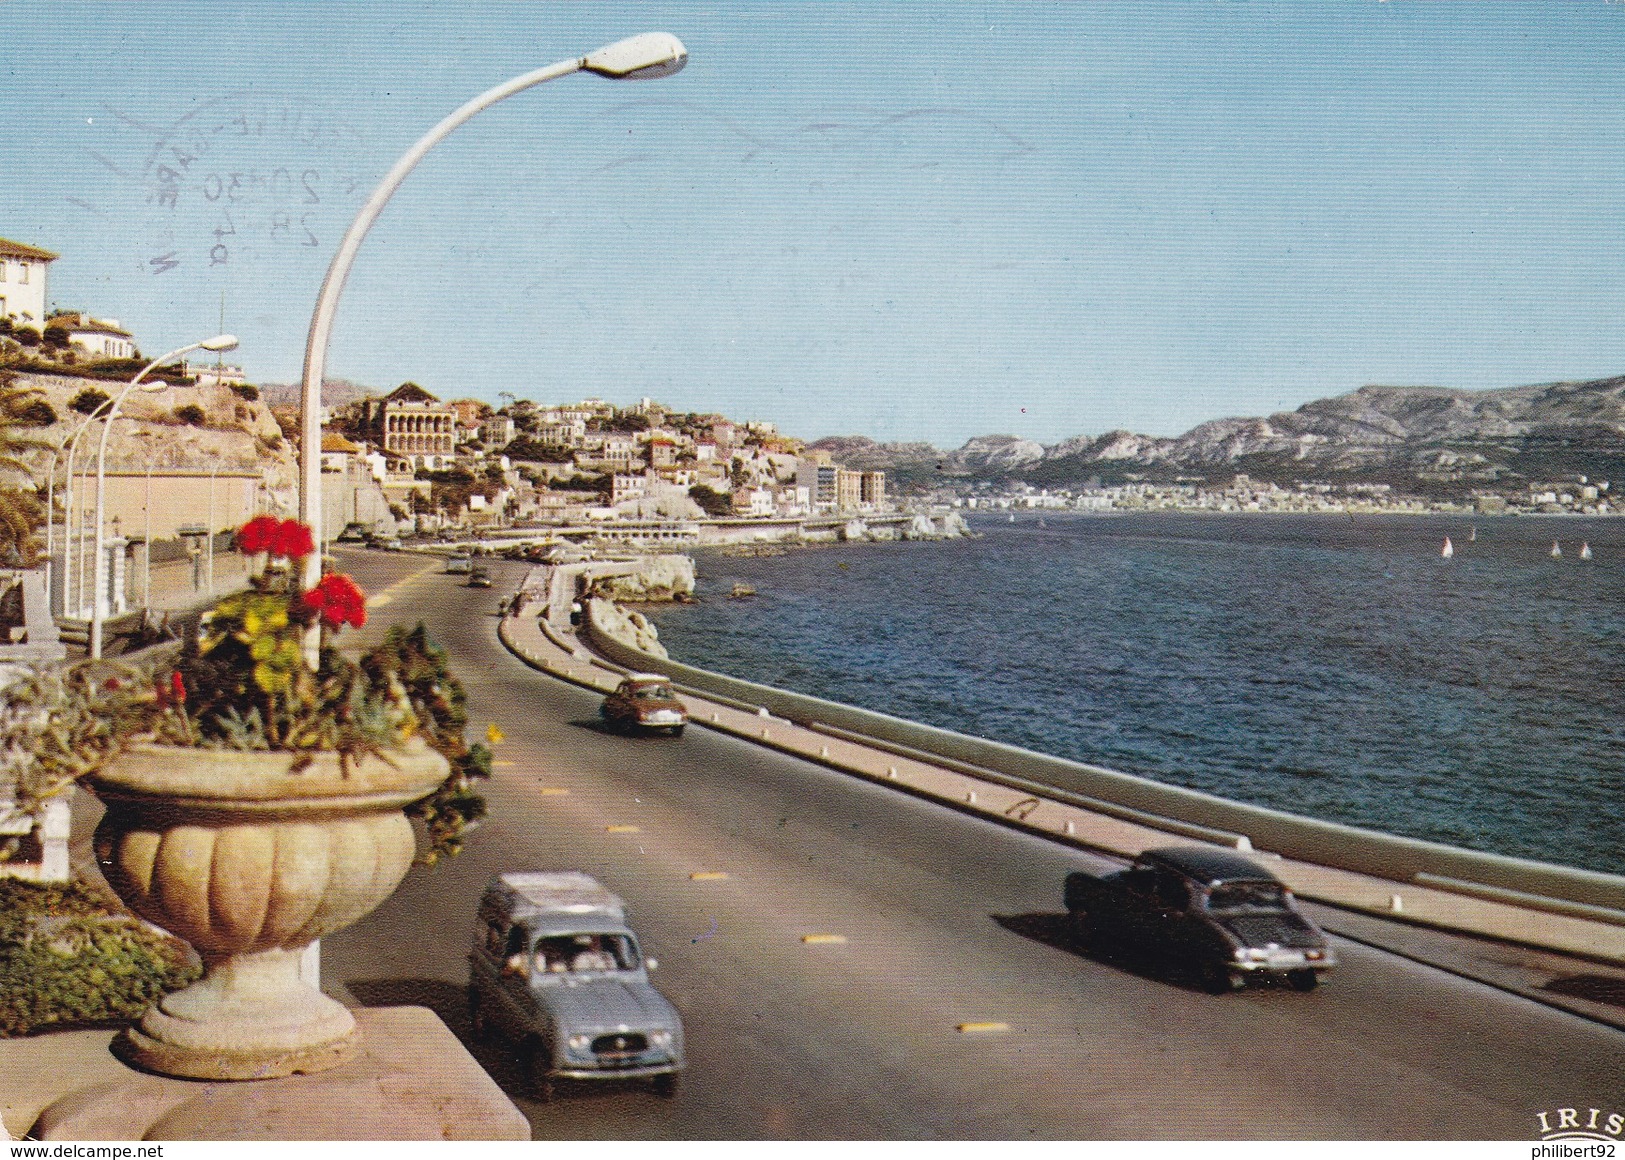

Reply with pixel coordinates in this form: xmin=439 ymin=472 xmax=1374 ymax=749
xmin=956 ymin=1022 xmax=1010 ymax=1033
xmin=370 ymin=595 xmax=393 ymax=607
xmin=537 ymin=787 xmax=570 ymax=796
xmin=606 ymin=825 xmax=641 ymax=833
xmin=800 ymin=934 xmax=847 ymax=945
xmin=689 ymin=872 xmax=729 ymax=881
xmin=493 ymin=760 xmax=516 ymax=768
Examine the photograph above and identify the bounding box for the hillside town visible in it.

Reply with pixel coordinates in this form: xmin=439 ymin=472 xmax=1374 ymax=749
xmin=947 ymin=474 xmax=1613 ymax=517
xmin=316 ymin=382 xmax=894 ymax=531
xmin=0 ymin=234 xmax=923 ymax=630
xmin=0 ymin=227 xmax=1615 ymax=645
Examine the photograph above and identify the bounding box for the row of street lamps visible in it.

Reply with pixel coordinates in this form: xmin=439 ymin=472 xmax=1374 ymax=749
xmin=47 ymin=31 xmax=688 ymax=663
xmin=46 ymin=335 xmax=237 ymax=658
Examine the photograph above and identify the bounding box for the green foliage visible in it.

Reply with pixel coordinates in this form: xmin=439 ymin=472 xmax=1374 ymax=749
xmin=230 ymin=383 xmax=259 ymax=401
xmin=173 ymin=403 xmax=207 ymax=427
xmin=609 ymin=412 xmax=651 ymax=433
xmin=360 ymin=624 xmax=490 ymax=863
xmin=150 ymin=581 xmax=404 ymax=764
xmin=549 ymin=473 xmax=610 ymax=495
xmin=0 ymin=879 xmax=201 ymax=1037
xmin=125 ymin=543 xmax=482 ymax=865
xmin=12 ymin=397 xmax=55 ymax=426
xmin=502 ymin=437 xmax=574 ymax=464
xmin=0 ymin=664 xmax=148 ymax=863
xmin=12 ymin=327 xmax=40 ymax=348
xmin=688 ymin=484 xmax=733 ymax=517
xmin=68 ymin=387 xmax=111 ymax=416
xmin=0 ymin=372 xmax=50 ymax=565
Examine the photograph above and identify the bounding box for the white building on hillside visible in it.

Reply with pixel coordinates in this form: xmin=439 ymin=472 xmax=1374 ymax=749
xmin=0 ymin=238 xmax=57 ymax=329
xmin=52 ymin=313 xmax=136 ymax=360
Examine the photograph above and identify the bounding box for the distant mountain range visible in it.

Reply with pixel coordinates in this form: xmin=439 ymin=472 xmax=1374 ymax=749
xmin=255 ymin=378 xmax=376 ymax=410
xmin=811 ymin=375 xmax=1625 ymax=495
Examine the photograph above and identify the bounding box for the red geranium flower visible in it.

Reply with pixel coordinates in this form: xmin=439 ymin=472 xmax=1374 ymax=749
xmin=271 ymin=519 xmax=316 ymax=561
xmin=170 ymin=670 xmax=186 ymax=704
xmin=303 ymin=572 xmax=367 ymax=630
xmin=236 ymin=515 xmax=282 ymax=555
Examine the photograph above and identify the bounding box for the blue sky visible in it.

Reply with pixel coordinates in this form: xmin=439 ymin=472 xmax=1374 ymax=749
xmin=6 ymin=1 xmax=1625 ymax=447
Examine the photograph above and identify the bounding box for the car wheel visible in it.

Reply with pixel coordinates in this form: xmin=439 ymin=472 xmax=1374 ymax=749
xmin=526 ymin=1041 xmax=555 ymax=1102
xmin=1203 ymin=963 xmax=1245 ymax=994
xmin=652 ymin=1073 xmax=678 ymax=1099
xmin=668 ymin=725 xmax=684 ymax=738
xmin=1288 ymin=969 xmax=1320 ymax=992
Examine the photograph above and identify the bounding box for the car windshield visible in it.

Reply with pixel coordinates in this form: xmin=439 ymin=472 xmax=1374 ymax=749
xmin=1205 ymin=882 xmax=1289 ymax=912
xmin=532 ymin=933 xmax=639 ymax=974
xmin=630 ymin=686 xmax=674 ymax=700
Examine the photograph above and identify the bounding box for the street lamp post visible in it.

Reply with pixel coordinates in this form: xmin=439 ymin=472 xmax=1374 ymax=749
xmin=58 ymin=408 xmax=115 ymax=617
xmin=42 ymin=445 xmax=60 ymax=608
xmin=296 ymin=32 xmax=688 ymax=658
xmin=90 ymin=334 xmax=238 ymax=659
xmin=206 ymin=463 xmax=218 ymax=594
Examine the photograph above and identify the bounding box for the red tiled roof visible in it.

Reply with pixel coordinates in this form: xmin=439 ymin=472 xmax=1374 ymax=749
xmin=0 ymin=238 xmax=59 ymax=262
xmin=64 ymin=317 xmax=132 ymax=337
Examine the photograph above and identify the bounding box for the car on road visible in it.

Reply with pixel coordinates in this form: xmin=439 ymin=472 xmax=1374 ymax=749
xmin=468 ymin=566 xmax=493 ymax=588
xmin=445 ymin=552 xmax=473 ymax=575
xmin=600 ymin=674 xmax=687 ymax=736
xmin=335 ymin=522 xmax=370 ymax=544
xmin=468 ymin=871 xmax=684 ymax=1101
xmin=1063 ymin=846 xmax=1335 ymax=992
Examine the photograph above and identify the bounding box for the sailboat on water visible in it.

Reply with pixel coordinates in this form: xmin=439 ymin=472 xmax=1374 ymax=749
xmin=1440 ymin=537 xmax=1454 ymax=559
xmin=1550 ymin=541 xmax=1563 ymax=559
xmin=1580 ymin=542 xmax=1593 ymax=561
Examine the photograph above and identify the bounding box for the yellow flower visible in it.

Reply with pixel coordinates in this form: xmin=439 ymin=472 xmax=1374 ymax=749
xmin=253 ymin=661 xmax=292 ymax=695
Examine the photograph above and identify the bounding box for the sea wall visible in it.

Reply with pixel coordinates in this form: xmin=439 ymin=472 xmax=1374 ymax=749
xmin=582 ymin=597 xmax=1625 ymax=921
xmin=586 ymin=596 xmax=667 ymax=658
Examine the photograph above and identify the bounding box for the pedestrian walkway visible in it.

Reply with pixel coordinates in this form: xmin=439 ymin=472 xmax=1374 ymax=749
xmin=141 ymin=551 xmax=253 ymax=612
xmin=53 ymin=551 xmax=253 ymax=655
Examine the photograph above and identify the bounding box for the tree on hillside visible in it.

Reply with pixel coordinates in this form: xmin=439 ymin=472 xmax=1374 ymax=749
xmin=688 ymin=485 xmax=732 ymax=517
xmin=0 ymin=373 xmax=52 ymax=565
xmin=68 ymin=388 xmax=111 ymax=416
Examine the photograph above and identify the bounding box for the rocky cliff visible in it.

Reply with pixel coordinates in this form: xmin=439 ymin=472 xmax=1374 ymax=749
xmin=14 ymin=371 xmax=299 ymax=509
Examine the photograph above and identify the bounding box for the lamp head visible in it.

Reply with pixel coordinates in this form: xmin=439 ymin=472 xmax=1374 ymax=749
xmin=582 ymin=33 xmax=687 ymax=80
xmin=201 ymin=334 xmax=239 ymax=352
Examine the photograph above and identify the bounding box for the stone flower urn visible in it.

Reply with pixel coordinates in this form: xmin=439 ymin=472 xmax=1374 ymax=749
xmin=88 ymin=737 xmax=449 ymax=1081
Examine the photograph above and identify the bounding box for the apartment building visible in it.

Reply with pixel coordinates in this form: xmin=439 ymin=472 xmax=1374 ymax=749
xmin=356 ymin=382 xmax=458 ymax=468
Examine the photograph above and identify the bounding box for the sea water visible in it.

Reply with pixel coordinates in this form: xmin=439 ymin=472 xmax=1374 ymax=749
xmin=643 ymin=512 xmax=1625 ymax=875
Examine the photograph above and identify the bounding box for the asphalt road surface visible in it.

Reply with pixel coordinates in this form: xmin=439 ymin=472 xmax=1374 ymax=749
xmin=323 ymin=549 xmax=1625 ymax=1140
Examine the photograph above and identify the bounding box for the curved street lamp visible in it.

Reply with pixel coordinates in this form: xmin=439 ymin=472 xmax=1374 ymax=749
xmin=90 ymin=334 xmax=238 ymax=658
xmin=59 ymin=391 xmax=140 ymax=619
xmin=296 ymin=32 xmax=689 ymax=623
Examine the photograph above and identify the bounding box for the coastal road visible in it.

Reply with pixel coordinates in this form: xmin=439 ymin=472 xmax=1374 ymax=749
xmin=324 ymin=549 xmax=1625 ymax=1140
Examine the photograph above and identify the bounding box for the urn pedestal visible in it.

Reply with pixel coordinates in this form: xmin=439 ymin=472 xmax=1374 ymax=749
xmin=88 ymin=739 xmax=449 ymax=1081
